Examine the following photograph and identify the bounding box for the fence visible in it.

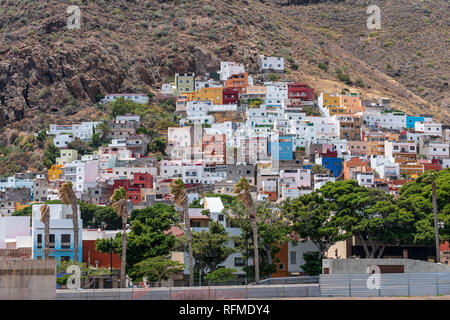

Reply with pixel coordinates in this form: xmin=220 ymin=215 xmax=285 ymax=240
xmin=254 ymin=276 xmax=319 ymax=285
xmin=56 ymin=284 xmax=320 ymax=300
xmin=0 ymin=248 xmax=32 ymax=259
xmin=320 ymin=272 xmax=450 ymax=297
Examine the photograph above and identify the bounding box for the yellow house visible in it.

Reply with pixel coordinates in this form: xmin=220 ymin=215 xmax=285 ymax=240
xmin=192 ymin=87 xmax=223 ymax=105
xmin=399 ymin=163 xmax=423 ymax=178
xmin=247 ymin=86 xmax=266 ymax=96
xmin=56 ymin=149 xmax=78 ymax=165
xmin=328 ymin=105 xmax=348 ymax=115
xmin=322 ymin=93 xmax=341 ymax=107
xmin=48 ymin=164 xmax=64 ymax=180
xmin=15 ymin=203 xmax=30 ymax=211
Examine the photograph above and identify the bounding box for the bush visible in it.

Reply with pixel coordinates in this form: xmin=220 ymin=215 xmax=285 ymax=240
xmin=336 ymin=67 xmax=352 ymax=85
xmin=36 ymin=88 xmax=49 ymax=100
xmin=204 ymin=268 xmax=238 ymax=283
xmin=318 ymin=62 xmax=328 ymax=71
xmin=355 ymin=78 xmax=365 ymax=88
xmin=301 ymin=252 xmax=322 ymax=276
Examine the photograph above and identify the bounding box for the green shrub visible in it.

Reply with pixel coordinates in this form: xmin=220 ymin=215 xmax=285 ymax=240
xmin=318 ymin=62 xmax=328 ymax=71
xmin=335 ymin=67 xmax=352 ymax=85
xmin=36 ymin=88 xmax=49 ymax=100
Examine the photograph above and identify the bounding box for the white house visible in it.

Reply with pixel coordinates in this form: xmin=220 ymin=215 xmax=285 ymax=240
xmin=161 ymin=83 xmax=176 ymax=95
xmin=160 ymin=160 xmax=184 ymax=178
xmin=258 ymin=55 xmax=285 ymax=73
xmin=280 ymin=169 xmax=311 ymax=189
xmin=363 ymin=111 xmax=406 ymax=130
xmin=204 ymin=122 xmax=240 ymax=148
xmin=101 ymin=94 xmax=149 ymax=105
xmin=31 ymin=204 xmax=83 ymax=262
xmin=181 ymin=161 xmax=204 ymax=184
xmin=185 ymin=197 xmax=246 ymax=276
xmin=63 ymin=160 xmax=99 ymax=193
xmin=186 ymin=100 xmax=215 ymax=125
xmin=415 ymin=121 xmax=442 ymax=136
xmin=384 ymin=141 xmax=417 ymax=161
xmin=370 ymin=156 xmax=399 ymax=179
xmin=194 ymin=79 xmax=223 ymax=91
xmin=424 ymin=142 xmax=449 ymax=161
xmin=53 ymin=133 xmax=74 ymax=148
xmin=0 ymin=216 xmax=30 ymax=249
xmin=314 ymin=174 xmax=335 ymax=190
xmin=50 ymin=122 xmax=101 ymax=146
xmin=356 ymin=172 xmax=375 ymax=188
xmin=219 ymin=62 xmax=245 ymax=81
xmin=116 ymin=115 xmax=141 ymax=127
xmin=443 ymin=158 xmax=450 ymax=169
xmin=264 ymin=82 xmax=288 ymax=107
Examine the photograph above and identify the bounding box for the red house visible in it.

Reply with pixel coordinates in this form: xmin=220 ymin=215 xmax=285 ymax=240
xmin=112 ymin=173 xmax=154 ymax=204
xmin=223 ymin=88 xmax=239 ymax=105
xmin=440 ymin=242 xmax=450 ymax=264
xmin=82 ymin=230 xmax=121 ymax=269
xmin=287 ymin=83 xmax=314 ymax=105
xmin=132 ymin=172 xmax=153 ymax=189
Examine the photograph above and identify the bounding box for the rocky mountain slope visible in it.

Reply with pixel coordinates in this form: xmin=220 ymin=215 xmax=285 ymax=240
xmin=0 ymin=0 xmax=448 ymax=133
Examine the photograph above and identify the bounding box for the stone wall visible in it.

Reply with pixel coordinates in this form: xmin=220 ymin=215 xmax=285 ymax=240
xmin=0 ymin=259 xmax=56 ymax=300
xmin=323 ymin=258 xmax=450 ymax=274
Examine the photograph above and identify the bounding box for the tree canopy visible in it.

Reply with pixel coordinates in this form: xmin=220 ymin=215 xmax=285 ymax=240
xmin=191 ymin=221 xmax=235 ymax=275
xmin=96 ymin=203 xmax=181 ymax=280
xmin=398 ymin=168 xmax=450 ymax=244
xmin=133 ymin=255 xmax=184 ymax=286
xmin=228 ymin=200 xmax=292 ymax=277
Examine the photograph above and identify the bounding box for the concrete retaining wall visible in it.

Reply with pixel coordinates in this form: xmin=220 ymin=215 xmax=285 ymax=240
xmin=323 ymin=259 xmax=450 ymax=274
xmin=0 ymin=259 xmax=56 ymax=300
xmin=56 ymin=284 xmax=320 ymax=300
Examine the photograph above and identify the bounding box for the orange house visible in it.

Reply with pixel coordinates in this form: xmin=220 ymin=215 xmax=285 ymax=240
xmin=340 ymin=94 xmax=364 ymax=114
xmin=48 ymin=164 xmax=64 ymax=181
xmin=225 ymin=72 xmax=248 ymax=94
xmin=343 ymin=157 xmax=371 ymax=180
xmin=272 ymin=241 xmax=290 ymax=277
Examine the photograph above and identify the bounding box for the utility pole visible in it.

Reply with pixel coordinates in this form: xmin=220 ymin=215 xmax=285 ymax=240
xmin=110 ymin=237 xmax=113 ymax=283
xmin=432 ymin=180 xmax=440 ymax=263
xmin=245 ymin=230 xmax=249 ymax=285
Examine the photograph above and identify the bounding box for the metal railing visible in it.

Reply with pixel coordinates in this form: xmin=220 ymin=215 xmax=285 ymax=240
xmin=252 ymin=276 xmax=319 ymax=285
xmin=56 ymin=283 xmax=321 ymax=300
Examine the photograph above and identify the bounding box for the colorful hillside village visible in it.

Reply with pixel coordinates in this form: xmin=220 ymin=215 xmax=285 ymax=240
xmin=1 ymin=54 xmax=449 ymax=287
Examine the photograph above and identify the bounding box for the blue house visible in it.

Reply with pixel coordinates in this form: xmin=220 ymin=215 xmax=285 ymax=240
xmin=321 ymin=157 xmax=343 ymax=178
xmin=31 ymin=204 xmax=82 ymax=263
xmin=268 ymin=135 xmax=293 ymax=161
xmin=406 ymin=116 xmax=424 ymax=129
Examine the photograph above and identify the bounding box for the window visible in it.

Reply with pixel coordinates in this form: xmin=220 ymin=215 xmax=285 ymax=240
xmin=278 ymin=263 xmax=285 ymax=270
xmin=290 ymin=251 xmax=297 ymax=265
xmin=37 ymin=234 xmax=42 ymax=248
xmin=61 ymin=256 xmax=70 ymax=262
xmin=61 ymin=234 xmax=71 ymax=249
xmin=49 ymin=234 xmax=55 ymax=248
xmin=235 ymin=257 xmax=245 ymax=267
xmin=218 ymin=214 xmax=224 ymax=221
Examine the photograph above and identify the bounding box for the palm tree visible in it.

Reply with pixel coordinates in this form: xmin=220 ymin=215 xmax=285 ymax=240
xmin=111 ymin=187 xmax=128 ymax=288
xmin=234 ymin=178 xmax=260 ymax=284
xmin=422 ymin=171 xmax=440 ymax=263
xmin=170 ymin=179 xmax=193 ymax=287
xmin=58 ymin=182 xmax=79 ymax=262
xmin=40 ymin=204 xmax=50 ymax=260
